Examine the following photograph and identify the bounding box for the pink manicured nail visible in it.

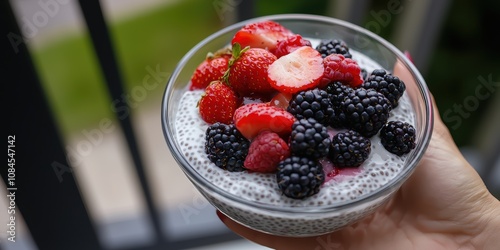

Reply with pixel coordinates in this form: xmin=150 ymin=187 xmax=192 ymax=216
xmin=404 ymin=50 xmax=413 ymax=63
xmin=216 ymin=210 xmax=227 ymax=221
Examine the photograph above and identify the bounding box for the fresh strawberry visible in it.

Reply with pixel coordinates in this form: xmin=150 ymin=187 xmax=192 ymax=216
xmin=198 ymin=80 xmax=239 ymax=124
xmin=274 ymin=34 xmax=312 ymax=58
xmin=231 ymin=20 xmax=294 ymax=52
xmin=320 ymin=54 xmax=364 ymax=88
xmin=189 ymin=50 xmax=231 ymax=90
xmin=244 ymin=131 xmax=290 ymax=173
xmin=270 ymin=92 xmax=292 ymax=109
xmin=233 ymin=103 xmax=295 ymax=140
xmin=267 ymin=46 xmax=324 ymax=94
xmin=224 ymin=43 xmax=277 ymax=96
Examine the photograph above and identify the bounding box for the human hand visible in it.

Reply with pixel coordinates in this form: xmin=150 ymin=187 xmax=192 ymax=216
xmin=217 ymin=95 xmax=500 ymax=250
xmin=217 ymin=60 xmax=500 ymax=250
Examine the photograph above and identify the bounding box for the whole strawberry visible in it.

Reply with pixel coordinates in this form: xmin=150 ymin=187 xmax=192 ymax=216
xmin=224 ymin=43 xmax=277 ymax=96
xmin=190 ymin=49 xmax=231 ymax=90
xmin=244 ymin=131 xmax=290 ymax=173
xmin=198 ymin=80 xmax=239 ymax=124
xmin=320 ymin=54 xmax=364 ymax=88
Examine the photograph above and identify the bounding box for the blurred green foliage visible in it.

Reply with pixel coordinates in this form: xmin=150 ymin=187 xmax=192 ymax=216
xmin=426 ymin=0 xmax=500 ymax=146
xmin=32 ymin=0 xmax=499 ymax=147
xmin=33 ymin=0 xmax=223 ymax=136
xmin=256 ymin=0 xmax=500 ymax=146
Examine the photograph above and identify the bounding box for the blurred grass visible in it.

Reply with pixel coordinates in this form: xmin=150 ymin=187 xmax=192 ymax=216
xmin=32 ymin=0 xmax=223 ymax=136
xmin=30 ymin=0 xmax=500 ymax=147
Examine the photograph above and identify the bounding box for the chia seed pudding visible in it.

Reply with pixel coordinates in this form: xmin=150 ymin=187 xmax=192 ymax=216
xmin=172 ymin=48 xmax=417 ymax=236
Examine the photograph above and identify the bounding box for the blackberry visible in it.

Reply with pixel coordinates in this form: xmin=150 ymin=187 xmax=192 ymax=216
xmin=205 ymin=123 xmax=249 ymax=172
xmin=289 ymin=118 xmax=331 ymax=159
xmin=362 ymin=69 xmax=406 ymax=107
xmin=315 ymin=39 xmax=352 ymax=58
xmin=325 ymin=81 xmax=353 ymax=128
xmin=379 ymin=121 xmax=416 ymax=156
xmin=276 ymin=156 xmax=325 ymax=199
xmin=329 ymin=130 xmax=371 ymax=167
xmin=287 ymin=88 xmax=334 ymax=126
xmin=343 ymin=88 xmax=392 ymax=137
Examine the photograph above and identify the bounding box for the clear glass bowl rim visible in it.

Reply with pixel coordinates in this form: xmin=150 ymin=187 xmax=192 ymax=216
xmin=161 ymin=13 xmax=434 ymax=214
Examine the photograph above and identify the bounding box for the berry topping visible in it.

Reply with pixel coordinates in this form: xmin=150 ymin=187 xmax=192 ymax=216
xmin=321 ymin=54 xmax=364 ymax=88
xmin=233 ymin=103 xmax=296 ymax=140
xmin=289 ymin=118 xmax=331 ymax=159
xmin=276 ymin=156 xmax=325 ymax=199
xmin=189 ymin=52 xmax=230 ymax=90
xmin=270 ymin=92 xmax=293 ymax=109
xmin=379 ymin=121 xmax=416 ymax=156
xmin=325 ymin=81 xmax=353 ymax=128
xmin=274 ymin=34 xmax=312 ymax=58
xmin=225 ymin=43 xmax=277 ymax=96
xmin=205 ymin=123 xmax=250 ymax=172
xmin=231 ymin=20 xmax=294 ymax=52
xmin=315 ymin=39 xmax=352 ymax=59
xmin=267 ymin=46 xmax=324 ymax=94
xmin=342 ymin=88 xmax=392 ymax=137
xmin=362 ymin=69 xmax=406 ymax=107
xmin=287 ymin=88 xmax=334 ymax=126
xmin=198 ymin=80 xmax=239 ymax=124
xmin=329 ymin=130 xmax=371 ymax=167
xmin=244 ymin=131 xmax=290 ymax=173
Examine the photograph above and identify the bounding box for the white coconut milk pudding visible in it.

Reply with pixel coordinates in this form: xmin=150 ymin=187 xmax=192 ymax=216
xmin=172 ymin=19 xmax=418 ymax=236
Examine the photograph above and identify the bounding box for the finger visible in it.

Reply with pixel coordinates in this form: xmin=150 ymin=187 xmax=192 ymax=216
xmin=391 ymin=55 xmax=454 ymax=144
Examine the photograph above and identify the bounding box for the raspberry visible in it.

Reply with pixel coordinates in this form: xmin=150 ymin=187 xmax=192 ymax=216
xmin=244 ymin=131 xmax=290 ymax=173
xmin=325 ymin=81 xmax=352 ymax=128
xmin=379 ymin=121 xmax=416 ymax=156
xmin=276 ymin=156 xmax=325 ymax=199
xmin=287 ymin=88 xmax=334 ymax=126
xmin=289 ymin=118 xmax=331 ymax=159
xmin=343 ymin=88 xmax=392 ymax=137
xmin=321 ymin=54 xmax=364 ymax=88
xmin=329 ymin=130 xmax=371 ymax=167
xmin=362 ymin=69 xmax=406 ymax=107
xmin=274 ymin=34 xmax=312 ymax=58
xmin=205 ymin=123 xmax=250 ymax=172
xmin=315 ymin=39 xmax=352 ymax=58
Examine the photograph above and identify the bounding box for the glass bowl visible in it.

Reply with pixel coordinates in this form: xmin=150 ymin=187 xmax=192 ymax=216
xmin=161 ymin=14 xmax=433 ymax=237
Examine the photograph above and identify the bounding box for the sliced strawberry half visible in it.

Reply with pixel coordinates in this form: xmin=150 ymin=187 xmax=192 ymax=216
xmin=267 ymin=46 xmax=324 ymax=94
xmin=231 ymin=20 xmax=294 ymax=52
xmin=233 ymin=103 xmax=295 ymax=140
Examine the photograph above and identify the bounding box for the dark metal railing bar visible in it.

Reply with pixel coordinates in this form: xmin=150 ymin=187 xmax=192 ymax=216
xmin=237 ymin=0 xmax=255 ymax=22
xmin=77 ymin=0 xmax=164 ymax=244
xmin=2 ymin=1 xmax=101 ymax=249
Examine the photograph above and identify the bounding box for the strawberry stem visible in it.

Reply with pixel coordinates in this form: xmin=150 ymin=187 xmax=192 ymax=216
xmin=223 ymin=43 xmax=250 ymax=85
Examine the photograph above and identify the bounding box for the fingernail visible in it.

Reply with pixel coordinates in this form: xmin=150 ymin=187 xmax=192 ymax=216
xmin=404 ymin=50 xmax=414 ymax=63
xmin=216 ymin=210 xmax=227 ymax=221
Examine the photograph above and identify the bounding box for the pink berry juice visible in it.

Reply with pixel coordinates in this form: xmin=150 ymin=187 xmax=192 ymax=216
xmin=163 ymin=15 xmax=432 ymax=237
